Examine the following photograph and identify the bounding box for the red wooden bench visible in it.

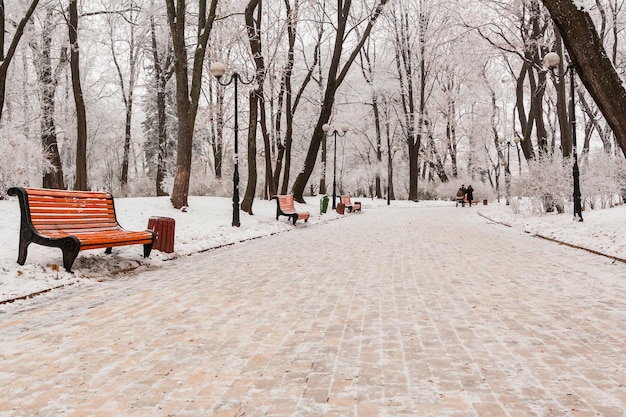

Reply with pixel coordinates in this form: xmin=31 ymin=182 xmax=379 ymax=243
xmin=8 ymin=187 xmax=154 ymax=272
xmin=272 ymin=195 xmax=310 ymax=225
xmin=340 ymin=195 xmax=361 ymax=212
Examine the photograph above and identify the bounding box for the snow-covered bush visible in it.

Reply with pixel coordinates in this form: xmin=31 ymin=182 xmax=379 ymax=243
xmin=581 ymin=154 xmax=625 ymax=208
xmin=516 ymin=154 xmax=571 ymax=214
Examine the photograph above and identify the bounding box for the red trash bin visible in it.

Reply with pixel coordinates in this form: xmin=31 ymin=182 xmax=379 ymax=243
xmin=336 ymin=203 xmax=345 ymax=215
xmin=147 ymin=216 xmax=175 ymax=253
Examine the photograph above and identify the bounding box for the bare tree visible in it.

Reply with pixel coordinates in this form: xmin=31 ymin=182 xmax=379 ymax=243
xmin=166 ymin=0 xmax=219 ymax=209
xmin=273 ymin=0 xmax=321 ymax=196
xmin=291 ymin=0 xmax=390 ymax=202
xmin=108 ymin=0 xmax=143 ymax=191
xmin=390 ymin=0 xmax=425 ymax=201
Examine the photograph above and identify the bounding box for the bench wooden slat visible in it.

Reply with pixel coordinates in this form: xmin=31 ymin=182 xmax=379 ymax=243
xmin=272 ymin=195 xmax=310 ymax=225
xmin=7 ymin=187 xmax=154 ymax=272
xmin=340 ymin=195 xmax=361 ymax=213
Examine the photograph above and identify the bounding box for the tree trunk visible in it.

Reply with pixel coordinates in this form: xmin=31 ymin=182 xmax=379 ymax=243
xmin=359 ymin=42 xmax=383 ymax=198
xmin=211 ymin=82 xmax=224 ymax=179
xmin=166 ymin=0 xmax=218 ymax=209
xmin=121 ymin=100 xmax=133 ymax=188
xmin=541 ymin=0 xmax=626 ymax=157
xmin=113 ymin=7 xmax=138 ymax=190
xmin=241 ymin=0 xmax=265 ymax=214
xmin=553 ymin=28 xmax=571 ymax=157
xmin=34 ymin=12 xmax=67 ymax=189
xmin=260 ymin=102 xmax=275 ymax=199
xmin=241 ymin=91 xmax=258 ymax=214
xmin=149 ymin=13 xmax=171 ymax=196
xmin=69 ymin=0 xmax=88 ymax=191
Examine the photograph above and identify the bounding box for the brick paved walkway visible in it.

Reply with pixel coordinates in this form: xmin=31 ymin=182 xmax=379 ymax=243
xmin=1 ymin=206 xmax=625 ymax=416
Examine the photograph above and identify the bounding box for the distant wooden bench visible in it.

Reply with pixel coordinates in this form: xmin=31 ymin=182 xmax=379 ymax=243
xmin=8 ymin=187 xmax=154 ymax=272
xmin=340 ymin=195 xmax=361 ymax=213
xmin=272 ymin=195 xmax=310 ymax=225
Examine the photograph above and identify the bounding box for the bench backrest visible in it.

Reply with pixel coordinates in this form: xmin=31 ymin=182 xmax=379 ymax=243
xmin=341 ymin=195 xmax=352 ymax=205
xmin=21 ymin=187 xmax=119 ymax=232
xmin=275 ymin=195 xmax=296 ymax=212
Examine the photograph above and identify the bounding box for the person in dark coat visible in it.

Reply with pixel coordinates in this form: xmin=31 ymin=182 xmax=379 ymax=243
xmin=466 ymin=185 xmax=474 ymax=207
xmin=456 ymin=186 xmax=466 ymax=207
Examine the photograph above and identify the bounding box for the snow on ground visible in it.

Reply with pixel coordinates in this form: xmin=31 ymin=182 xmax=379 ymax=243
xmin=0 ymin=194 xmax=624 ymax=304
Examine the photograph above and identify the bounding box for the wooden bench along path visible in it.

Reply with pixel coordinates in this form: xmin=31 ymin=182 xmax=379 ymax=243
xmin=272 ymin=195 xmax=310 ymax=225
xmin=8 ymin=187 xmax=155 ymax=272
xmin=340 ymin=195 xmax=361 ymax=213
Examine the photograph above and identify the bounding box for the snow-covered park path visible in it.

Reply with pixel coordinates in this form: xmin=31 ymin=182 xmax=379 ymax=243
xmin=1 ymin=205 xmax=625 ymax=416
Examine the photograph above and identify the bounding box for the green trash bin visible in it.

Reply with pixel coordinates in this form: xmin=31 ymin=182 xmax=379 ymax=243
xmin=320 ymin=195 xmax=329 ymax=214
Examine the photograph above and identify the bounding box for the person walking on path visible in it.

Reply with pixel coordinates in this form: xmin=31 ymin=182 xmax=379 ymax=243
xmin=466 ymin=184 xmax=474 ymax=206
xmin=456 ymin=186 xmax=466 ymax=207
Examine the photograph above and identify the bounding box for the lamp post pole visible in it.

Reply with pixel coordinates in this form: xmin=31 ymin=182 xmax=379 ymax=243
xmin=322 ymin=123 xmax=348 ymax=210
xmin=569 ymin=62 xmax=584 ymax=222
xmin=380 ymin=146 xmax=397 ymax=205
xmin=543 ymin=52 xmax=583 ymax=222
xmin=503 ymin=136 xmax=519 ymax=205
xmin=505 ymin=140 xmax=511 ymax=205
xmin=210 ymin=61 xmax=254 ymax=227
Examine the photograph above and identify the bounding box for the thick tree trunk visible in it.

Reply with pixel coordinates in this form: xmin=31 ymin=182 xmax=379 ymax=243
xmin=241 ymin=91 xmax=258 ymax=214
xmin=241 ymin=0 xmax=264 ymax=214
xmin=541 ymin=0 xmax=626 ymax=157
xmin=31 ymin=7 xmax=67 ymax=190
xmin=166 ymin=0 xmax=218 ymax=209
xmin=69 ymin=0 xmax=88 ymax=191
xmin=167 ymin=0 xmax=192 ymax=208
xmin=149 ymin=14 xmax=171 ymax=196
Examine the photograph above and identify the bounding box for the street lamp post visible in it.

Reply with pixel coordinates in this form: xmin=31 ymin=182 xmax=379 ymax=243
xmin=209 ymin=61 xmax=254 ymax=227
xmin=543 ymin=52 xmax=583 ymax=222
xmin=500 ymin=136 xmax=520 ymax=205
xmin=379 ymin=146 xmax=398 ymax=205
xmin=568 ymin=62 xmax=584 ymax=222
xmin=322 ymin=123 xmax=349 ymax=209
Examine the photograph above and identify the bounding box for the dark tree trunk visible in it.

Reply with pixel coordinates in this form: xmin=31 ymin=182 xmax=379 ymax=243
xmin=31 ymin=8 xmax=67 ymax=189
xmin=241 ymin=91 xmax=258 ymax=214
xmin=241 ymin=0 xmax=265 ymax=214
xmin=121 ymin=100 xmax=133 ymax=187
xmin=149 ymin=14 xmax=172 ymax=196
xmin=69 ymin=0 xmax=88 ymax=191
xmin=212 ymin=83 xmax=224 ymax=179
xmin=166 ymin=0 xmax=218 ymax=209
